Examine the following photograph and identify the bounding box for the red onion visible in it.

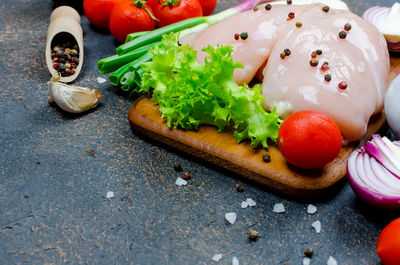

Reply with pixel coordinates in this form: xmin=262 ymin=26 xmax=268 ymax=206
xmin=347 ymin=134 xmax=400 ymax=209
xmin=363 ymin=3 xmax=400 ymax=52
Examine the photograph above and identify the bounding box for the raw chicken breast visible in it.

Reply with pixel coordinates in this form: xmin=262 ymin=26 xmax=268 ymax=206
xmin=261 ymin=5 xmax=389 ymax=142
xmin=180 ymin=4 xmax=305 ymax=85
xmin=181 ymin=4 xmax=390 ymax=142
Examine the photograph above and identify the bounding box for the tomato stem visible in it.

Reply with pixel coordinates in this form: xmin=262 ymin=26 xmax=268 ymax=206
xmin=162 ymin=0 xmax=180 ymax=6
xmin=133 ymin=0 xmax=159 ymax=21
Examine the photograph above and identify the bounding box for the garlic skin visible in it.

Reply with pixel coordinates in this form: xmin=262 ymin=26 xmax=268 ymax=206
xmin=47 ymin=77 xmax=102 ymax=113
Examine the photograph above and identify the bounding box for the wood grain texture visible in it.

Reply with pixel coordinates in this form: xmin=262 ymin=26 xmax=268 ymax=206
xmin=129 ymin=96 xmax=385 ymax=197
xmin=129 ymin=57 xmax=399 ymax=198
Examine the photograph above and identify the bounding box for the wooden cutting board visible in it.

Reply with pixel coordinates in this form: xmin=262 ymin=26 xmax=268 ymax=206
xmin=128 ymin=56 xmax=400 ymax=198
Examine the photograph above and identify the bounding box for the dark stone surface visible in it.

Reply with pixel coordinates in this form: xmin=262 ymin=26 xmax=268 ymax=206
xmin=0 ymin=0 xmax=398 ymax=264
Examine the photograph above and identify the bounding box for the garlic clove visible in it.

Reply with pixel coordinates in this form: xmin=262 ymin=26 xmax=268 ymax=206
xmin=48 ymin=77 xmax=102 ymax=113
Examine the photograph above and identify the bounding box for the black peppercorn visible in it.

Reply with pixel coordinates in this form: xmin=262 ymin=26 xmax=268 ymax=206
xmin=322 ymin=5 xmax=330 ymax=12
xmin=284 ymin=48 xmax=291 ymax=56
xmin=58 ymin=63 xmax=65 ymax=71
xmin=324 ymin=74 xmax=332 ymax=81
xmin=262 ymin=153 xmax=271 ymax=162
xmin=265 ymin=3 xmax=272 ymax=10
xmin=240 ymin=32 xmax=248 ymax=40
xmin=316 ymin=49 xmax=322 ymax=55
xmin=173 ymin=162 xmax=183 ymax=172
xmin=287 ymin=0 xmax=292 ymax=4
xmin=339 ymin=31 xmax=347 ymax=39
xmin=344 ymin=23 xmax=352 ymax=31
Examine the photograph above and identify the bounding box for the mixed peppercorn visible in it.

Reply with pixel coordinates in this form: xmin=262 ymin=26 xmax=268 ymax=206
xmin=51 ymin=42 xmax=80 ymax=77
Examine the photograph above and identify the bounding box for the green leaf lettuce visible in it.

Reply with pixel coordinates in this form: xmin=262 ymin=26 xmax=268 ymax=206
xmin=140 ymin=33 xmax=281 ymax=148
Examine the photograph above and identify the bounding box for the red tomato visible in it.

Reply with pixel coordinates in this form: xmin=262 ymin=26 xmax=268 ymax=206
xmin=83 ymin=0 xmax=121 ymax=29
xmin=153 ymin=0 xmax=203 ymax=28
xmin=278 ymin=111 xmax=343 ymax=169
xmin=109 ymin=0 xmax=157 ymax=43
xmin=147 ymin=0 xmax=159 ymax=9
xmin=377 ymin=218 xmax=400 ymax=265
xmin=199 ymin=0 xmax=217 ymax=16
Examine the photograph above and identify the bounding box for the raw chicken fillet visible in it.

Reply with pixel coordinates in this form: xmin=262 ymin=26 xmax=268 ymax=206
xmin=180 ymin=4 xmax=390 ymax=142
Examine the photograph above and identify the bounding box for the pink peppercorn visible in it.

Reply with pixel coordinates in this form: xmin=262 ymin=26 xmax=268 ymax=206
xmin=183 ymin=172 xmax=191 ymax=180
xmin=338 ymin=81 xmax=347 ymax=89
xmin=320 ymin=64 xmax=330 ymax=72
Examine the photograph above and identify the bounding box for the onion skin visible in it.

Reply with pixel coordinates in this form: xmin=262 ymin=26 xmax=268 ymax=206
xmin=347 ymin=138 xmax=400 ymax=210
xmin=362 ymin=4 xmax=400 ymax=52
xmin=347 ymin=166 xmax=400 ymax=210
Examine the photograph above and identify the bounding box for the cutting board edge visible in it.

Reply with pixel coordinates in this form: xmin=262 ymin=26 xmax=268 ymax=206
xmin=128 ymin=98 xmax=353 ymax=198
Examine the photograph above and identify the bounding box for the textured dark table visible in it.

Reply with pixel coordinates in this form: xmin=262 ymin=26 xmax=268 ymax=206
xmin=0 ymin=0 xmax=399 ymax=264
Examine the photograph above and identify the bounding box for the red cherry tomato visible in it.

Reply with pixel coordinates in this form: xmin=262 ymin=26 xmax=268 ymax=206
xmin=83 ymin=0 xmax=121 ymax=29
xmin=153 ymin=0 xmax=203 ymax=28
xmin=278 ymin=111 xmax=343 ymax=169
xmin=199 ymin=0 xmax=217 ymax=16
xmin=377 ymin=218 xmax=400 ymax=265
xmin=109 ymin=0 xmax=157 ymax=43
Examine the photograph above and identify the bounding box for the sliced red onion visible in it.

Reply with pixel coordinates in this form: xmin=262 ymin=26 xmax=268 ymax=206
xmin=363 ymin=3 xmax=400 ymax=52
xmin=347 ymin=134 xmax=400 ymax=209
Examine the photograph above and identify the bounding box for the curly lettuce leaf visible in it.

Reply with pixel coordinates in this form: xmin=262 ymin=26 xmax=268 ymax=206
xmin=140 ymin=33 xmax=281 ymax=148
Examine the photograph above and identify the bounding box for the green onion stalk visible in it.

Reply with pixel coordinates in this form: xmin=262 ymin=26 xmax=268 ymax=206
xmin=98 ymin=0 xmax=274 ymax=95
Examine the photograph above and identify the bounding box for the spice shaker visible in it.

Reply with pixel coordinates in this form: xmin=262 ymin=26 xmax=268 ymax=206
xmin=45 ymin=6 xmax=83 ymax=83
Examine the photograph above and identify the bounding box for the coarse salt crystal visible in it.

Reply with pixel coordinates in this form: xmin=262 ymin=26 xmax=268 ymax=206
xmin=246 ymin=198 xmax=256 ymax=207
xmin=312 ymin=220 xmax=321 ymax=233
xmin=175 ymin=177 xmax=187 ymax=186
xmin=211 ymin=253 xmax=223 ymax=262
xmin=225 ymin=212 xmax=237 ymax=224
xmin=97 ymin=77 xmax=106 ymax=83
xmin=273 ymin=203 xmax=285 ymax=213
xmin=303 ymin=257 xmax=311 ymax=265
xmin=241 ymin=198 xmax=256 ymax=208
xmin=106 ymin=191 xmax=114 ymax=199
xmin=307 ymin=204 xmax=317 ymax=214
xmin=327 ymin=256 xmax=337 ymax=265
xmin=232 ymin=256 xmax=239 ymax=265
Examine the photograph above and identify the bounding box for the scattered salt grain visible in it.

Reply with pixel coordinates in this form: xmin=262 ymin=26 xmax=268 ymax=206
xmin=106 ymin=191 xmax=114 ymax=199
xmin=246 ymin=198 xmax=256 ymax=207
xmin=241 ymin=198 xmax=256 ymax=208
xmin=273 ymin=203 xmax=286 ymax=213
xmin=303 ymin=257 xmax=311 ymax=265
xmin=97 ymin=77 xmax=106 ymax=83
xmin=225 ymin=212 xmax=237 ymax=224
xmin=307 ymin=204 xmax=317 ymax=214
xmin=175 ymin=177 xmax=187 ymax=186
xmin=327 ymin=256 xmax=337 ymax=265
xmin=211 ymin=253 xmax=223 ymax=262
xmin=312 ymin=220 xmax=321 ymax=233
xmin=232 ymin=256 xmax=239 ymax=265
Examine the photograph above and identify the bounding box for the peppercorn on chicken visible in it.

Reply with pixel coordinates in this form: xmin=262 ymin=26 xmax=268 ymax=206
xmin=180 ymin=3 xmax=390 ymax=142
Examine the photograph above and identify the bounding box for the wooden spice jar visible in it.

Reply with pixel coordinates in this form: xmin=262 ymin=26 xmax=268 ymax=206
xmin=45 ymin=6 xmax=83 ymax=83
